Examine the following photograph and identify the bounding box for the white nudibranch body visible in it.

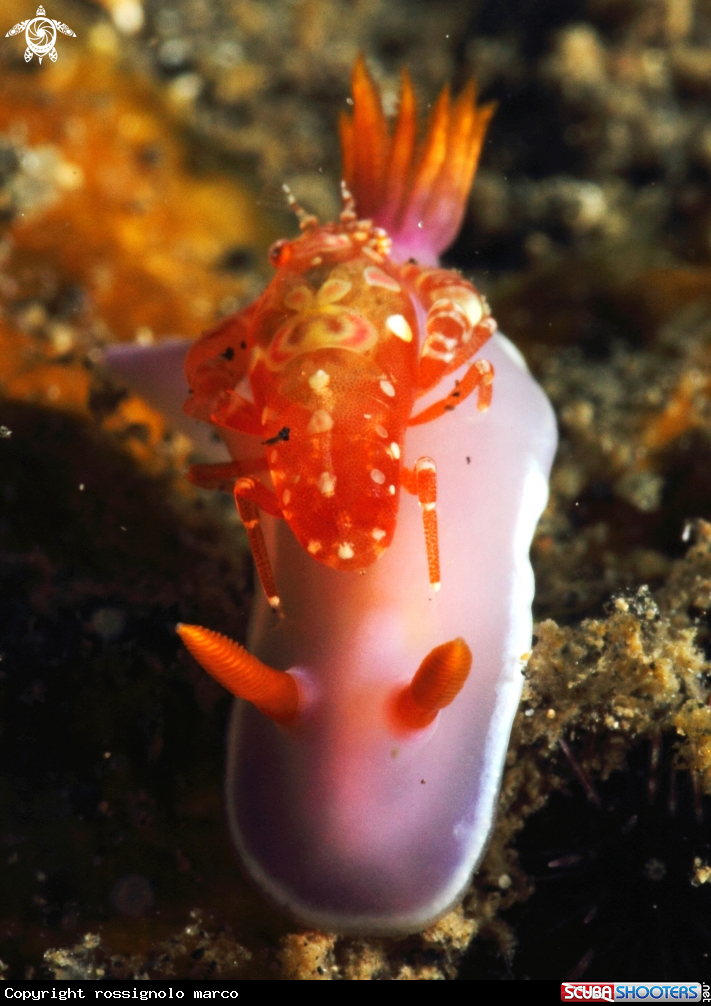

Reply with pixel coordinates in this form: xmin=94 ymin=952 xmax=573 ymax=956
xmin=103 ymin=329 xmax=556 ymax=934
xmin=101 ymin=56 xmax=558 ymax=936
xmin=227 ymin=332 xmax=556 ymax=933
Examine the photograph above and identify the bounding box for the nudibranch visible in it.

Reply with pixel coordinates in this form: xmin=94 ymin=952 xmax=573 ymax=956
xmin=105 ymin=59 xmax=557 ymax=935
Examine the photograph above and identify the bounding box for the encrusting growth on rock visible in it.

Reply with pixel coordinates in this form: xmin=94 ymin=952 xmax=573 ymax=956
xmin=503 ymin=520 xmax=711 ymax=834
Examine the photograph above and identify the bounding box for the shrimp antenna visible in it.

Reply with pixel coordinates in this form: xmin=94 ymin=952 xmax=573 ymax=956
xmin=340 ymin=180 xmax=357 ymax=224
xmin=282 ymin=183 xmax=319 ymax=231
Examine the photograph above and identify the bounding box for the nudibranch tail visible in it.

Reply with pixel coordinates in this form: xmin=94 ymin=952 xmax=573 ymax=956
xmin=339 ymin=55 xmax=496 ymax=264
xmin=392 ymin=638 xmax=473 ymax=731
xmin=176 ymin=624 xmax=299 ymax=724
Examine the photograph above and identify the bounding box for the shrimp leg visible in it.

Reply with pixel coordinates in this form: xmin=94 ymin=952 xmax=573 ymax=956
xmin=401 ymin=457 xmax=440 ymax=591
xmin=233 ymin=477 xmax=284 ymax=612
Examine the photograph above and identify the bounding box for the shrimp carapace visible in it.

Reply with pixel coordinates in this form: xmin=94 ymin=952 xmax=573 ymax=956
xmin=184 ymin=64 xmax=496 ymax=607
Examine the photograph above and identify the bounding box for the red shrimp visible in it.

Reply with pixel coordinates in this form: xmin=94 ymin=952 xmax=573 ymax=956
xmin=183 ymin=57 xmax=496 ymax=609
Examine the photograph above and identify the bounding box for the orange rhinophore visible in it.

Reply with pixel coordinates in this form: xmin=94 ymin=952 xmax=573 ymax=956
xmin=176 ymin=623 xmax=299 ymax=724
xmin=183 ymin=59 xmax=498 ymax=609
xmin=391 ymin=638 xmax=473 ymax=731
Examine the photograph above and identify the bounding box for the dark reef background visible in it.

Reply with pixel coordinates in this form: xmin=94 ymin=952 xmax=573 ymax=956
xmin=2 ymin=0 xmax=711 ymax=980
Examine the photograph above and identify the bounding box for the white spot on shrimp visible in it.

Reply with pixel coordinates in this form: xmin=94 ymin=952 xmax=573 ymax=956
xmin=374 ymin=424 xmax=388 ymax=438
xmin=379 ymin=379 xmax=395 ymax=398
xmin=362 ymin=246 xmax=384 ymax=263
xmin=337 ymin=542 xmax=355 ymax=560
xmin=307 ymin=409 xmax=334 ymax=434
xmin=319 ymin=278 xmax=352 ymax=304
xmin=386 ymin=314 xmax=412 ymax=343
xmin=310 ymin=256 xmax=323 ymax=266
xmin=372 ymin=528 xmax=386 ymax=541
xmin=459 ymin=290 xmax=483 ymax=326
xmin=308 ymin=369 xmax=330 ymax=392
xmin=387 ymin=442 xmax=401 ymax=460
xmin=370 ymin=468 xmax=386 ymax=484
xmin=284 ymin=286 xmax=313 ymax=312
xmin=363 ymin=266 xmax=401 ymax=292
xmin=388 ymin=484 xmax=396 ymax=495
xmin=307 ymin=540 xmax=322 ymax=554
xmin=318 ymin=471 xmax=336 ymax=497
xmin=422 ymin=344 xmax=455 ymax=363
xmin=431 ymin=333 xmax=459 ymax=351
xmin=323 ymin=234 xmax=352 ymax=248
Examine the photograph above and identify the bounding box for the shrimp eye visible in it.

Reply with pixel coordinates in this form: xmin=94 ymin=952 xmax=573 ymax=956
xmin=269 ymin=239 xmax=293 ymax=267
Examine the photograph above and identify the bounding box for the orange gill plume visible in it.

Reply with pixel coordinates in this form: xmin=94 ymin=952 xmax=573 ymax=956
xmin=176 ymin=624 xmax=299 ymax=724
xmin=391 ymin=638 xmax=473 ymax=732
xmin=339 ymin=55 xmax=496 ymax=263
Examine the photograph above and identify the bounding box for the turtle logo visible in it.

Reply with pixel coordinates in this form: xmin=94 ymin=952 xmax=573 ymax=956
xmin=5 ymin=5 xmax=76 ymax=64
